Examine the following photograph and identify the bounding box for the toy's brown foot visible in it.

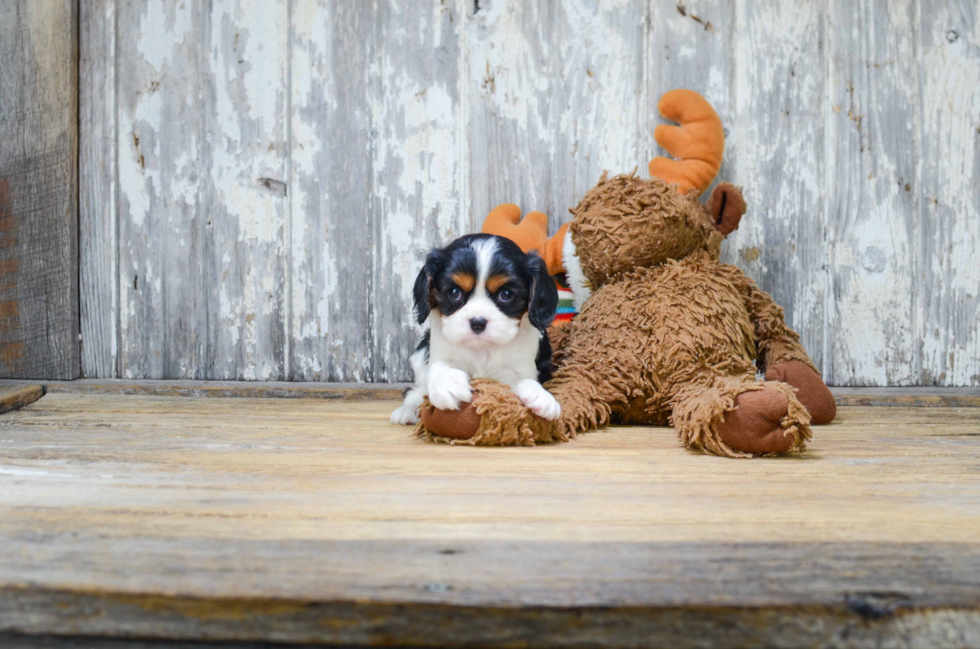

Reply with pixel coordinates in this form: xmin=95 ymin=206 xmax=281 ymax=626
xmin=717 ymin=387 xmax=800 ymax=455
xmin=765 ymin=360 xmax=836 ymax=424
xmin=420 ymin=400 xmax=481 ymax=440
xmin=415 ymin=379 xmax=567 ymax=446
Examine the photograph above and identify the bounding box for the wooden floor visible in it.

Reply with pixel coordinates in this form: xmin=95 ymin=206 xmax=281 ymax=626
xmin=1 ymin=390 xmax=979 ymax=647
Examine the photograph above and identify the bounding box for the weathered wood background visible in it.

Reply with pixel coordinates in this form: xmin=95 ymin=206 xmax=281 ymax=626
xmin=0 ymin=0 xmax=78 ymax=379
xmin=76 ymin=0 xmax=980 ymax=385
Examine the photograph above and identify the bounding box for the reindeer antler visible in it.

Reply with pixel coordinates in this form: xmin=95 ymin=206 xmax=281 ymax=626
xmin=649 ymin=89 xmax=724 ymax=196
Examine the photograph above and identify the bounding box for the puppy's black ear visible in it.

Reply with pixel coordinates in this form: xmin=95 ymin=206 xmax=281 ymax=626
xmin=413 ymin=249 xmax=443 ymax=324
xmin=413 ymin=266 xmax=431 ymax=324
xmin=527 ymin=252 xmax=558 ymax=331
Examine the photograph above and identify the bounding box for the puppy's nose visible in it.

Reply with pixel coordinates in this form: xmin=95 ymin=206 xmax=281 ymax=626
xmin=469 ymin=317 xmax=488 ymax=333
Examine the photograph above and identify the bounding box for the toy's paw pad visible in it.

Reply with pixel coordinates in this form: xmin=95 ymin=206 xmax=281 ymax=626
xmin=390 ymin=404 xmax=419 ymax=425
xmin=514 ymin=379 xmax=561 ymax=420
xmin=421 ymin=400 xmax=482 ymax=440
xmin=718 ymin=387 xmax=795 ymax=455
xmin=428 ymin=369 xmax=472 ymax=411
xmin=765 ymin=360 xmax=836 ymax=425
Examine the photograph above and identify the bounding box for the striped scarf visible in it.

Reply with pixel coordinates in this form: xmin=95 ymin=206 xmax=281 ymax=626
xmin=553 ymin=273 xmax=577 ymax=325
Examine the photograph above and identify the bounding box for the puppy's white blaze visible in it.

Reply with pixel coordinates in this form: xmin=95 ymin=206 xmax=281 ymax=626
xmin=471 ymin=237 xmax=498 ymax=293
xmin=439 ymin=237 xmax=519 ymax=349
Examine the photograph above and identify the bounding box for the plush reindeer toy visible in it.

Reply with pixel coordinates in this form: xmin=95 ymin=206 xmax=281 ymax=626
xmin=416 ymin=89 xmax=836 ymax=458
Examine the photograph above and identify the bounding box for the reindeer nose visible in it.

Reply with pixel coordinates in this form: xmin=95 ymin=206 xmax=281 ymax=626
xmin=469 ymin=317 xmax=488 ymax=333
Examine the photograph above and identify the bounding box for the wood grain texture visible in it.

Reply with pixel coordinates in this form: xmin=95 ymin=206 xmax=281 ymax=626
xmin=832 ymin=386 xmax=980 ymax=407
xmin=917 ymin=0 xmax=980 ymax=386
xmin=113 ymin=0 xmax=289 ymax=381
xmin=115 ymin=0 xmax=208 ymax=379
xmin=0 ymin=638 xmax=318 ymax=649
xmin=204 ymin=0 xmax=289 ymax=381
xmin=827 ymin=0 xmax=921 ymax=386
xmin=467 ymin=0 xmax=648 ymax=233
xmin=0 ymin=394 xmax=979 ymax=646
xmin=78 ymin=0 xmax=980 ymax=385
xmin=1 ymin=395 xmax=979 ymax=544
xmin=41 ymin=378 xmax=408 ymax=400
xmin=730 ymin=0 xmax=828 ymax=376
xmin=0 ymin=383 xmax=43 ymax=414
xmin=289 ymin=0 xmax=467 ymax=382
xmin=0 ymin=0 xmax=79 ymax=379
xmin=288 ymin=0 xmax=373 ymax=382
xmin=79 ymin=0 xmax=117 ymax=379
xmin=33 ymin=379 xmax=980 ymax=406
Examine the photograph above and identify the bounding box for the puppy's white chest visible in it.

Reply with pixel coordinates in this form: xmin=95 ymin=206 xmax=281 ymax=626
xmin=430 ymin=316 xmax=540 ymax=387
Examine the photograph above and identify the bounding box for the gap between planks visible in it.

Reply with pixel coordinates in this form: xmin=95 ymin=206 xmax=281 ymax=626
xmin=28 ymin=380 xmax=980 ymax=407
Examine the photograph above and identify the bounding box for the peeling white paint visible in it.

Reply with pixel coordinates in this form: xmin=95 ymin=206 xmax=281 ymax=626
xmin=88 ymin=0 xmax=980 ymax=385
xmin=138 ymin=0 xmax=192 ymax=73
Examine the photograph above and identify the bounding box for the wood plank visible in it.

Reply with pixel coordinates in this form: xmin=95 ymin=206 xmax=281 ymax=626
xmin=203 ymin=0 xmax=288 ymax=381
xmin=368 ymin=0 xmax=468 ymax=382
xmin=1 ymin=544 xmax=979 ymax=648
xmin=0 ymin=0 xmax=79 ymax=379
xmin=916 ymin=1 xmax=980 ymax=386
xmin=115 ymin=0 xmax=208 ymax=379
xmin=468 ymin=0 xmax=646 ymax=233
xmin=827 ymin=0 xmax=919 ymax=386
xmin=289 ymin=1 xmax=467 ymax=383
xmin=1 ymin=395 xmax=978 ymax=544
xmin=466 ymin=1 xmax=556 ymax=231
xmin=0 ymin=383 xmax=42 ymax=414
xmin=0 ymin=638 xmax=307 ymax=649
xmin=33 ymin=379 xmax=980 ymax=406
xmin=41 ymin=379 xmax=407 ymax=401
xmin=548 ymin=0 xmax=647 ymax=233
xmin=288 ymin=0 xmax=376 ymax=382
xmin=79 ymin=0 xmax=118 ymax=378
xmin=115 ymin=1 xmax=289 ymax=381
xmin=730 ymin=0 xmax=828 ymax=375
xmin=0 ymin=395 xmax=978 ymax=646
xmin=833 ymin=386 xmax=980 ymax=407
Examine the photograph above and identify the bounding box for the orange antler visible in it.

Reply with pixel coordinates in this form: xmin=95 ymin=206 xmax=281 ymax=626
xmin=481 ymin=204 xmax=567 ymax=275
xmin=649 ymin=89 xmax=724 ymax=196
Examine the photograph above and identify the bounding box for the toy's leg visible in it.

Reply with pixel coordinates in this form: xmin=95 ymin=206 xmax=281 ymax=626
xmin=723 ymin=267 xmax=836 ymax=425
xmin=670 ymin=374 xmax=812 ymax=458
xmin=418 ymin=358 xmax=627 ymax=446
xmin=417 ymin=379 xmax=565 ymax=446
xmin=764 ymin=356 xmax=836 ymax=425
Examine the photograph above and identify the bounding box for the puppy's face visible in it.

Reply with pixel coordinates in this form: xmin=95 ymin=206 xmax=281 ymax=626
xmin=414 ymin=234 xmax=557 ymax=349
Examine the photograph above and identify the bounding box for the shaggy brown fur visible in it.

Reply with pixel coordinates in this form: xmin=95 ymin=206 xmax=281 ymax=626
xmin=416 ymin=91 xmax=835 ymax=457
xmin=417 ymin=173 xmax=835 ymax=458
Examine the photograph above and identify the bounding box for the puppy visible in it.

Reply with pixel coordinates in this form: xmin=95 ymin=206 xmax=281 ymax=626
xmin=391 ymin=234 xmax=560 ymax=425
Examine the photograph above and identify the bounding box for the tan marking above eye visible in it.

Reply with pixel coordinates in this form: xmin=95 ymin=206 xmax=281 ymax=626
xmin=451 ymin=272 xmax=475 ymax=292
xmin=486 ymin=274 xmax=511 ymax=293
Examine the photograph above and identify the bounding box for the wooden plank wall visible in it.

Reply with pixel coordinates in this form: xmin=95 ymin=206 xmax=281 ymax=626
xmin=0 ymin=0 xmax=79 ymax=379
xmin=79 ymin=0 xmax=980 ymax=386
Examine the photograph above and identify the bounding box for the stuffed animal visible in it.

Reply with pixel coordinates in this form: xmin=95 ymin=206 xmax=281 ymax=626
xmin=416 ymin=89 xmax=836 ymax=458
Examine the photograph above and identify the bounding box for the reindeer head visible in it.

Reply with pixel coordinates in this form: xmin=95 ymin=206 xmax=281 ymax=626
xmin=566 ymin=90 xmax=746 ymax=290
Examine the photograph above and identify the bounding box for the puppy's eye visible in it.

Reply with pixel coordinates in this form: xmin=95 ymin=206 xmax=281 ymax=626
xmin=497 ymin=288 xmax=514 ymax=303
xmin=448 ymin=287 xmax=463 ymax=301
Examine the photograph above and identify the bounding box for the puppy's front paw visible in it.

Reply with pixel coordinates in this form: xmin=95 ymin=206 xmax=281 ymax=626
xmin=390 ymin=404 xmax=419 ymax=425
xmin=428 ymin=368 xmax=472 ymax=411
xmin=514 ymin=379 xmax=561 ymax=420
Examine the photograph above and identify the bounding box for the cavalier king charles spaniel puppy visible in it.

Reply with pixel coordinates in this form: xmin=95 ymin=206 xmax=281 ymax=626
xmin=391 ymin=234 xmax=559 ymax=425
